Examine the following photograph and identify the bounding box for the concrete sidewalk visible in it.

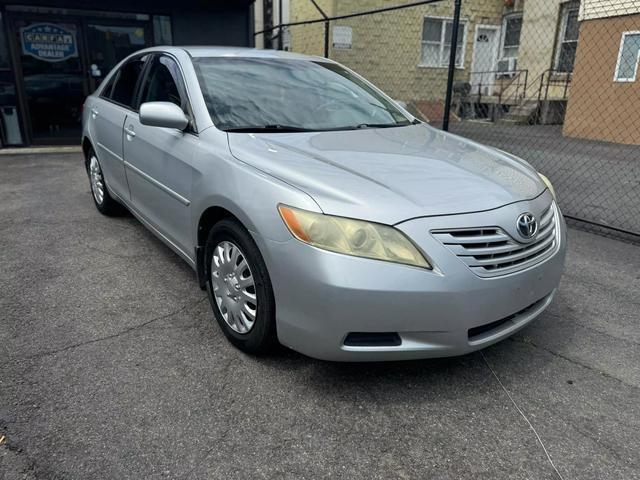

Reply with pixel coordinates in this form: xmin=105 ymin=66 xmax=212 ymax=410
xmin=1 ymin=153 xmax=639 ymax=479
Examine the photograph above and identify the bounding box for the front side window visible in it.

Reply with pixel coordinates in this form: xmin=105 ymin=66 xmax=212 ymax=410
xmin=555 ymin=2 xmax=580 ymax=72
xmin=501 ymin=13 xmax=523 ymax=61
xmin=140 ymin=56 xmax=183 ymax=107
xmin=192 ymin=58 xmax=410 ymax=131
xmin=420 ymin=17 xmax=466 ymax=68
xmin=110 ymin=57 xmax=147 ymax=108
xmin=614 ymin=32 xmax=640 ymax=82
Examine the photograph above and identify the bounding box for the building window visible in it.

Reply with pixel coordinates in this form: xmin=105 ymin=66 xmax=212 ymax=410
xmin=500 ymin=13 xmax=522 ymax=63
xmin=614 ymin=32 xmax=640 ymax=82
xmin=420 ymin=17 xmax=467 ymax=68
xmin=554 ymin=2 xmax=580 ymax=72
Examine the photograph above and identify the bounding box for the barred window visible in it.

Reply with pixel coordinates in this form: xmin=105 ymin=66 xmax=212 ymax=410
xmin=554 ymin=2 xmax=580 ymax=72
xmin=614 ymin=32 xmax=640 ymax=82
xmin=420 ymin=17 xmax=466 ymax=68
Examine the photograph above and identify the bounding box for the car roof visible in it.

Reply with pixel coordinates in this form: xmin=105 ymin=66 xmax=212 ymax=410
xmin=138 ymin=45 xmax=330 ymax=63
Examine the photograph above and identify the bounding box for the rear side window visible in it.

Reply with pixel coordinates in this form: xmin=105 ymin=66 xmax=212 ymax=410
xmin=110 ymin=58 xmax=146 ymax=108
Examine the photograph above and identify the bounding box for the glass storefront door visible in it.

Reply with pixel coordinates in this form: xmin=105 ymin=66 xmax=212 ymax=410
xmin=8 ymin=12 xmax=152 ymax=145
xmin=14 ymin=20 xmax=87 ymax=143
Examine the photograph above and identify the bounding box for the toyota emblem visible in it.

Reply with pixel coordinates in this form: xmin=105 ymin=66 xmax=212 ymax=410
xmin=517 ymin=213 xmax=538 ymax=239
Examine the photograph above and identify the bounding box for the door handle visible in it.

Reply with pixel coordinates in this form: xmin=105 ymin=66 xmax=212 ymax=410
xmin=91 ymin=108 xmax=99 ymax=118
xmin=124 ymin=126 xmax=136 ymax=138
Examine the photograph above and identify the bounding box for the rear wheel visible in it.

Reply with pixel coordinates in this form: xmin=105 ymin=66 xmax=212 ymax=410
xmin=86 ymin=148 xmax=126 ymax=216
xmin=204 ymin=219 xmax=277 ymax=354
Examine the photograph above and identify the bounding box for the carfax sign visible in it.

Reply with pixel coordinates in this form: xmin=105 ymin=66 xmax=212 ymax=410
xmin=20 ymin=23 xmax=78 ymax=62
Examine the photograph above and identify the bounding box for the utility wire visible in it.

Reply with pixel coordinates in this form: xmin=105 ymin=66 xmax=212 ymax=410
xmin=481 ymin=351 xmax=566 ymax=480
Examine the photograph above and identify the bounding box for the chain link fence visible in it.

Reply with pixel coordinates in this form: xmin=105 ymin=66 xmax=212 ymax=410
xmin=256 ymin=0 xmax=640 ymax=242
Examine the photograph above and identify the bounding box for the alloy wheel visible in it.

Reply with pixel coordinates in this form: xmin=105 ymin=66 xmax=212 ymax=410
xmin=89 ymin=155 xmax=105 ymax=205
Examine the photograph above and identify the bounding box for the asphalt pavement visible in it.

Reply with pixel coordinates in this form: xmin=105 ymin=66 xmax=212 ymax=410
xmin=1 ymin=153 xmax=639 ymax=479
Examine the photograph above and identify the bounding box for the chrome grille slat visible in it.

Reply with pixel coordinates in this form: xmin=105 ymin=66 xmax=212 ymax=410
xmin=439 ymin=231 xmax=510 ymax=245
xmin=462 ymin=232 xmax=556 ymax=266
xmin=432 ymin=202 xmax=559 ymax=278
xmin=539 ymin=206 xmax=554 ymax=228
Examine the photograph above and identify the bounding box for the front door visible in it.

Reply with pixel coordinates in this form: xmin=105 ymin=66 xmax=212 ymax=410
xmin=13 ymin=20 xmax=87 ymax=144
xmin=471 ymin=26 xmax=499 ymax=96
xmin=123 ymin=55 xmax=197 ymax=257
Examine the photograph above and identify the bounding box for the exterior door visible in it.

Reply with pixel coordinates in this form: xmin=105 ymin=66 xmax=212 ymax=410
xmin=471 ymin=26 xmax=499 ymax=96
xmin=13 ymin=20 xmax=87 ymax=143
xmin=122 ymin=55 xmax=197 ymax=257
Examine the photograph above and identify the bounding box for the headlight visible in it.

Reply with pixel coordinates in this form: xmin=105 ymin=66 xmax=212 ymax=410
xmin=278 ymin=205 xmax=431 ymax=269
xmin=538 ymin=172 xmax=556 ymax=199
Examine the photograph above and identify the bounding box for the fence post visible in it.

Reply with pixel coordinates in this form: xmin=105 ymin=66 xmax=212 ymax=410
xmin=263 ymin=0 xmax=274 ymax=49
xmin=324 ymin=20 xmax=330 ymax=58
xmin=277 ymin=0 xmax=284 ymax=50
xmin=442 ymin=0 xmax=462 ymax=131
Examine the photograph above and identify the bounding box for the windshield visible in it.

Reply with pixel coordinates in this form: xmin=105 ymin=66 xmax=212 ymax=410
xmin=192 ymin=57 xmax=411 ymax=132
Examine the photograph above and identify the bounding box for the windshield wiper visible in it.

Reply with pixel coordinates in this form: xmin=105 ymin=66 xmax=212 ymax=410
xmin=351 ymin=122 xmax=411 ymax=129
xmin=223 ymin=124 xmax=317 ymax=133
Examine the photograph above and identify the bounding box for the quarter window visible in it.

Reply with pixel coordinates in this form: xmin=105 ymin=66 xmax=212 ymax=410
xmin=110 ymin=57 xmax=147 ymax=108
xmin=614 ymin=32 xmax=640 ymax=82
xmin=420 ymin=17 xmax=466 ymax=68
xmin=555 ymin=2 xmax=580 ymax=72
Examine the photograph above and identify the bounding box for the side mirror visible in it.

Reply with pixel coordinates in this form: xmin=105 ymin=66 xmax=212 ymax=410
xmin=139 ymin=101 xmax=189 ymax=130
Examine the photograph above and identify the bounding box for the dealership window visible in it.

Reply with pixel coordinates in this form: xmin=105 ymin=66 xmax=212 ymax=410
xmin=554 ymin=2 xmax=580 ymax=72
xmin=420 ymin=17 xmax=467 ymax=68
xmin=499 ymin=13 xmax=522 ymax=68
xmin=153 ymin=15 xmax=173 ymax=45
xmin=614 ymin=32 xmax=640 ymax=82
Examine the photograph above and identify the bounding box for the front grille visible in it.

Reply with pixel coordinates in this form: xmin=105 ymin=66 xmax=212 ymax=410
xmin=432 ymin=202 xmax=558 ymax=277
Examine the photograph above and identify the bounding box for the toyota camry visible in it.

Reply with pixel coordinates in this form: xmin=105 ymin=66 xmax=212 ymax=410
xmin=82 ymin=47 xmax=566 ymax=361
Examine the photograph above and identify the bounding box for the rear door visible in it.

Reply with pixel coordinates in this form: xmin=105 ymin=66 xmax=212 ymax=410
xmin=122 ymin=54 xmax=198 ymax=257
xmin=91 ymin=55 xmax=148 ymax=201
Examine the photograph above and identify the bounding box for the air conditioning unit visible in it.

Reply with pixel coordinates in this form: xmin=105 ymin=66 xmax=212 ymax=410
xmin=497 ymin=58 xmax=518 ymax=77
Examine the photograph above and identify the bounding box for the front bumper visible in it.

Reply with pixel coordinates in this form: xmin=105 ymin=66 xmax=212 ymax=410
xmin=256 ymin=192 xmax=566 ymax=361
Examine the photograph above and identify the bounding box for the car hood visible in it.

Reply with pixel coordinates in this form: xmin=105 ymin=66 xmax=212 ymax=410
xmin=227 ymin=124 xmax=544 ymax=225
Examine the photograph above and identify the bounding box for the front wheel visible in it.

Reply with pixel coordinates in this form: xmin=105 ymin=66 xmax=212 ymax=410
xmin=204 ymin=219 xmax=277 ymax=354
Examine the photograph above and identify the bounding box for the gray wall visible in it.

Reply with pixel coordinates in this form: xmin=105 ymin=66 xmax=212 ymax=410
xmin=172 ymin=5 xmax=253 ymax=46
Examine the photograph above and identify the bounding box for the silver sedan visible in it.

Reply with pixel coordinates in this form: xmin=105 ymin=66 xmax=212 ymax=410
xmin=82 ymin=47 xmax=566 ymax=361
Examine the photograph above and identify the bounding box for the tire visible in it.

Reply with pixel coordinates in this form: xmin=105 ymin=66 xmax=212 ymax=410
xmin=204 ymin=218 xmax=277 ymax=354
xmin=86 ymin=147 xmax=126 ymax=216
